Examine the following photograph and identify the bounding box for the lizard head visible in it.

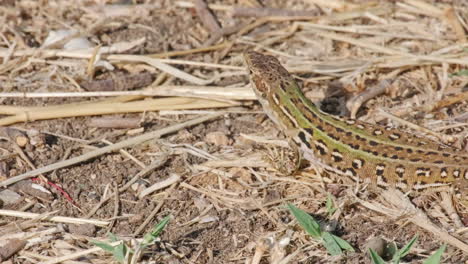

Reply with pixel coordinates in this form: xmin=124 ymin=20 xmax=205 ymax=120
xmin=243 ymin=51 xmax=292 ymax=100
xmin=244 ymin=51 xmax=302 ymax=131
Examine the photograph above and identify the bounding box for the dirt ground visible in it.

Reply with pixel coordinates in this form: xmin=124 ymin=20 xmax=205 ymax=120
xmin=0 ymin=0 xmax=467 ymax=263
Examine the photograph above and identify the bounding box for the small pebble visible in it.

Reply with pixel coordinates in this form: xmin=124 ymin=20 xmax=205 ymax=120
xmin=0 ymin=190 xmax=22 ymax=206
xmin=364 ymin=237 xmax=387 ymax=257
xmin=68 ymin=224 xmax=96 ymax=236
xmin=205 ymin=131 xmax=229 ymax=146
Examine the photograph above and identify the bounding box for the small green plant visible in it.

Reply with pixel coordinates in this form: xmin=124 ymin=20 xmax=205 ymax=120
xmin=93 ymin=233 xmax=130 ymax=263
xmin=392 ymin=234 xmax=418 ymax=263
xmin=369 ymin=247 xmax=385 ymax=264
xmin=287 ymin=203 xmax=354 ymax=256
xmin=325 ymin=193 xmax=337 ymax=216
xmin=450 ymin=69 xmax=468 ymax=76
xmin=93 ymin=215 xmax=171 ymax=263
xmin=423 ymin=244 xmax=446 ymax=264
xmin=141 ymin=215 xmax=171 ymax=249
xmin=368 ymin=235 xmax=446 ymax=264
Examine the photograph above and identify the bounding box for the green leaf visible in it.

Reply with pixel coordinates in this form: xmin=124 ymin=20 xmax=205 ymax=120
xmin=142 ymin=215 xmax=171 ymax=247
xmin=92 ymin=240 xmax=128 ymax=264
xmin=287 ymin=203 xmax=321 ymax=238
xmin=326 ymin=193 xmax=337 ymax=216
xmin=321 ymin=232 xmax=342 ymax=256
xmin=392 ymin=234 xmax=418 ymax=263
xmin=92 ymin=241 xmax=116 ymax=253
xmin=369 ymin=248 xmax=386 ymax=264
xmin=92 ymin=233 xmax=130 ymax=264
xmin=113 ymin=242 xmax=127 ymax=263
xmin=287 ymin=203 xmax=353 ymax=256
xmin=331 ymin=234 xmax=354 ymax=252
xmin=423 ymin=244 xmax=446 ymax=264
xmin=451 ymin=69 xmax=468 ymax=76
xmin=108 ymin=232 xmax=119 ymax=242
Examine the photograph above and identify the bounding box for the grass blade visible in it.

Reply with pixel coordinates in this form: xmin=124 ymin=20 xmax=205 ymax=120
xmin=423 ymin=244 xmax=446 ymax=264
xmin=369 ymin=248 xmax=386 ymax=264
xmin=331 ymin=234 xmax=354 ymax=252
xmin=321 ymin=231 xmax=342 ymax=256
xmin=287 ymin=203 xmax=321 ymax=238
xmin=399 ymin=235 xmax=418 ymax=258
xmin=142 ymin=215 xmax=171 ymax=247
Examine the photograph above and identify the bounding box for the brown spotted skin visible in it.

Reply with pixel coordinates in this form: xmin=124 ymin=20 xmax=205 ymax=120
xmin=244 ymin=51 xmax=468 ymax=191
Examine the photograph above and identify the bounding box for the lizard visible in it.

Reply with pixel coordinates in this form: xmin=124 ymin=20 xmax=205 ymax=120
xmin=243 ymin=51 xmax=468 ymax=201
